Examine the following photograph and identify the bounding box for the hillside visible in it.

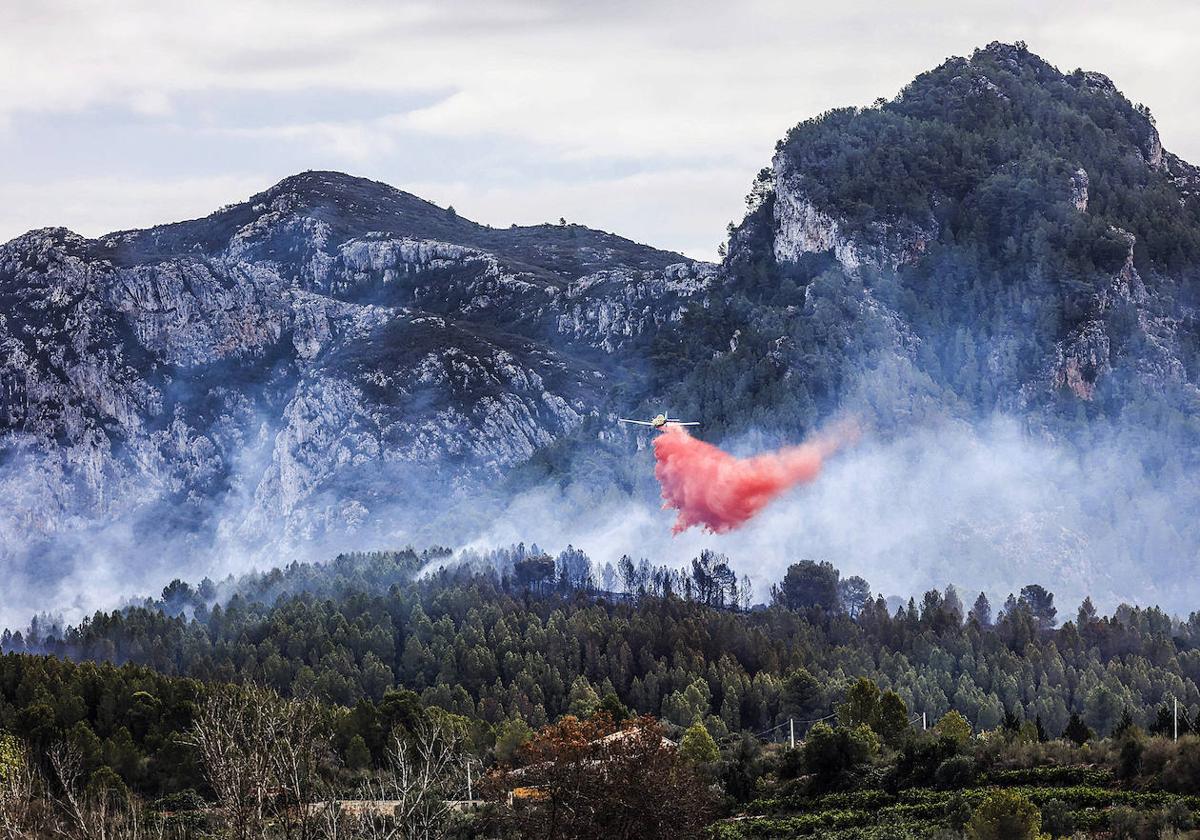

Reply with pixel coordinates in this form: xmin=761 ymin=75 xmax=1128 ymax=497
xmin=713 ymin=41 xmax=1200 ymax=428
xmin=0 ymin=172 xmax=714 ymax=624
xmin=654 ymin=41 xmax=1200 ymax=610
xmin=6 ymin=547 xmax=1200 ymax=838
xmin=4 ymin=42 xmax=1200 ymax=621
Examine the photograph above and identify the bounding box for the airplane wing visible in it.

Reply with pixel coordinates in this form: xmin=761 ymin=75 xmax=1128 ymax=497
xmin=618 ymin=419 xmax=654 ymax=426
xmin=670 ymin=421 xmax=700 ymax=426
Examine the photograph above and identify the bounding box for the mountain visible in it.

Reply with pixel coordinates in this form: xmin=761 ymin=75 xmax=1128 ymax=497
xmin=653 ymin=41 xmax=1200 ymax=609
xmin=4 ymin=42 xmax=1200 ymax=620
xmin=0 ymin=171 xmax=715 ymax=617
xmin=695 ymin=40 xmax=1200 ymax=433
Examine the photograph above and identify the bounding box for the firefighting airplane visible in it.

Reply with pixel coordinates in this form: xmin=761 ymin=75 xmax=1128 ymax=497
xmin=617 ymin=412 xmax=700 ymax=430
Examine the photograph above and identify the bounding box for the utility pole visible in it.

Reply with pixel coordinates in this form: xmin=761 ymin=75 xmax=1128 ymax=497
xmin=922 ymin=712 xmax=927 ymax=732
xmin=789 ymin=718 xmax=795 ymax=749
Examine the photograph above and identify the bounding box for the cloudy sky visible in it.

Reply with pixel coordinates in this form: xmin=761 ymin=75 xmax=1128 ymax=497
xmin=2 ymin=1 xmax=1198 ymax=260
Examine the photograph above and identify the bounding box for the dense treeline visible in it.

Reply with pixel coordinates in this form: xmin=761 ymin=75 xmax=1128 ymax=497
xmin=7 ymin=547 xmax=1200 ymax=768
xmin=0 ymin=655 xmax=206 ymax=795
xmin=8 ymin=547 xmax=1200 ymax=837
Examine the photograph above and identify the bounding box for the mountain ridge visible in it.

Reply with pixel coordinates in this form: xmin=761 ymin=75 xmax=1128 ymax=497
xmin=3 ymin=42 xmax=1200 ymax=623
xmin=8 ymin=170 xmax=692 ymax=279
xmin=0 ymin=164 xmax=716 ymax=626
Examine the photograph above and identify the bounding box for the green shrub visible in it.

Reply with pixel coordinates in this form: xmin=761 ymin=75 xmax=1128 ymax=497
xmin=934 ymin=755 xmax=977 ymax=789
xmin=802 ymin=723 xmax=879 ymax=786
xmin=1158 ymin=736 xmax=1200 ymax=792
xmin=965 ymin=790 xmax=1045 ymax=840
xmin=1106 ymin=805 xmax=1142 ymax=840
xmin=983 ymin=767 xmax=1111 ymax=787
xmin=680 ymin=720 xmax=721 ymax=765
xmin=1038 ymin=798 xmax=1074 ymax=838
xmin=935 ymin=711 xmax=973 ymax=746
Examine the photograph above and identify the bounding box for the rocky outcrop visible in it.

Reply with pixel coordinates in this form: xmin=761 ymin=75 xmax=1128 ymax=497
xmin=1165 ymin=152 xmax=1200 ymax=205
xmin=0 ymin=173 xmax=711 ymax=562
xmin=553 ymin=262 xmax=715 ymax=351
xmin=1036 ymin=227 xmax=1193 ymax=404
xmin=771 ymin=186 xmax=864 ymax=271
xmin=769 ymin=155 xmax=937 ymax=276
xmin=1070 ymin=168 xmax=1089 ymax=213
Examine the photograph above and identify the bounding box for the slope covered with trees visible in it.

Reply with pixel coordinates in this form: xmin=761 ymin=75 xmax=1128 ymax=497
xmin=8 ymin=548 xmax=1200 ymax=762
xmin=5 ymin=549 xmax=1200 ymax=836
xmin=679 ymin=40 xmax=1200 ymax=441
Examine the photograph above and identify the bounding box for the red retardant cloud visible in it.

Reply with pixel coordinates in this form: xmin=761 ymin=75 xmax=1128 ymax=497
xmin=652 ymin=424 xmax=853 ymax=534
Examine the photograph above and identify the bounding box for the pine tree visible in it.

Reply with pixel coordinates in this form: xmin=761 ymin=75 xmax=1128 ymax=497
xmin=679 ymin=721 xmax=720 ymax=765
xmin=345 ymin=734 xmax=371 ymax=771
xmin=1063 ymin=712 xmax=1093 ymax=745
xmin=969 ymin=592 xmax=992 ymax=627
xmin=1077 ymin=596 xmax=1099 ymax=627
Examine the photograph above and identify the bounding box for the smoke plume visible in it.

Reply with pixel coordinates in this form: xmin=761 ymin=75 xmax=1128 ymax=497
xmin=653 ymin=422 xmax=854 ymax=534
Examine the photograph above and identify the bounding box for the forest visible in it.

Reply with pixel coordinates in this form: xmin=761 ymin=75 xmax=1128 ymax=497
xmin=5 ymin=545 xmax=1200 ymax=837
xmin=8 ymin=27 xmax=1200 ymax=840
xmin=649 ymin=41 xmax=1200 ymax=463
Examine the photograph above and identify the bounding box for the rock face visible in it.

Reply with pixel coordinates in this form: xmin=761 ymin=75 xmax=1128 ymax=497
xmin=707 ymin=41 xmax=1200 ymax=608
xmin=1070 ymin=169 xmax=1089 ymax=213
xmin=5 ymin=42 xmax=1200 ymax=617
xmin=770 ymin=155 xmax=937 ymax=275
xmin=0 ymin=172 xmax=712 ymax=564
xmin=730 ymin=41 xmax=1200 ymax=426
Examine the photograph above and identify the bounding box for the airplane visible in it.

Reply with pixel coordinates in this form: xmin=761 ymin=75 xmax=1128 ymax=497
xmin=617 ymin=412 xmax=700 ymax=430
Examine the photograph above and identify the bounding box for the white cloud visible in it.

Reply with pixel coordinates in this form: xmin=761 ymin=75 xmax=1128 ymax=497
xmin=2 ymin=0 xmax=1200 ymax=259
xmin=0 ymin=174 xmax=269 ymax=242
xmin=214 ymin=120 xmax=400 ymax=163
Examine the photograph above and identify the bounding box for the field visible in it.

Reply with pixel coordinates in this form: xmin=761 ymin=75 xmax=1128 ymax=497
xmin=717 ymin=765 xmax=1200 ymax=839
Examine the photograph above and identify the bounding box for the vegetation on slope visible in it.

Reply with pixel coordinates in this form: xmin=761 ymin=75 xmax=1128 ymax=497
xmin=3 ymin=547 xmax=1200 ymax=835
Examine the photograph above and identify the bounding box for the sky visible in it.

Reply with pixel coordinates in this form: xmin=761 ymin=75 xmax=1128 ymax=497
xmin=2 ymin=1 xmax=1199 ymax=261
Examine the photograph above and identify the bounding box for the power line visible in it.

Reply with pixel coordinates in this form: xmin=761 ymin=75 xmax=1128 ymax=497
xmin=722 ymin=708 xmax=928 ymax=748
xmin=743 ymin=713 xmax=839 ymax=746
xmin=792 ymin=712 xmax=839 ymax=725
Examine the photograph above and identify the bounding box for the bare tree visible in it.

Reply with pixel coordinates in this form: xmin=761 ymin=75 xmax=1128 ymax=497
xmin=737 ymin=574 xmax=754 ymax=612
xmin=349 ymin=719 xmax=467 ymax=840
xmin=45 ymin=741 xmax=168 ymax=840
xmin=389 ymin=720 xmax=465 ymax=839
xmin=314 ymin=800 xmax=354 ymax=840
xmin=0 ymin=735 xmax=48 ymax=840
xmin=184 ymin=684 xmax=285 ymax=840
xmin=185 ymin=685 xmax=340 ymax=840
xmin=48 ymin=741 xmax=100 ymax=840
xmin=270 ymin=696 xmax=335 ymax=840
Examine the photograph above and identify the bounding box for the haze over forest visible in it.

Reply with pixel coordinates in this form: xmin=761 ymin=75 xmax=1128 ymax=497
xmin=4 ymin=40 xmax=1200 ymax=626
xmin=6 ymin=16 xmax=1200 ymax=838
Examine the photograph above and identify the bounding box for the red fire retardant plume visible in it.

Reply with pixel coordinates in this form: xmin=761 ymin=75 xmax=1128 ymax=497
xmin=653 ymin=424 xmax=850 ymax=534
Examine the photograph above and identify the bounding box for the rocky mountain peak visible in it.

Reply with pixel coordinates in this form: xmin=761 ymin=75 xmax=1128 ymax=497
xmin=735 ymin=41 xmax=1193 ymax=281
xmin=260 ymin=169 xmax=415 ymax=203
xmin=0 ymin=165 xmax=715 ymax=609
xmin=250 ymin=170 xmax=478 ymax=236
xmin=4 ymin=45 xmax=1200 ymax=619
xmin=973 ymin=40 xmax=1050 ymax=71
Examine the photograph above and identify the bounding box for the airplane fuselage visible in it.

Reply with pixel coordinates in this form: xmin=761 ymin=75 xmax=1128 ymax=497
xmin=616 ymin=412 xmax=698 ymax=430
